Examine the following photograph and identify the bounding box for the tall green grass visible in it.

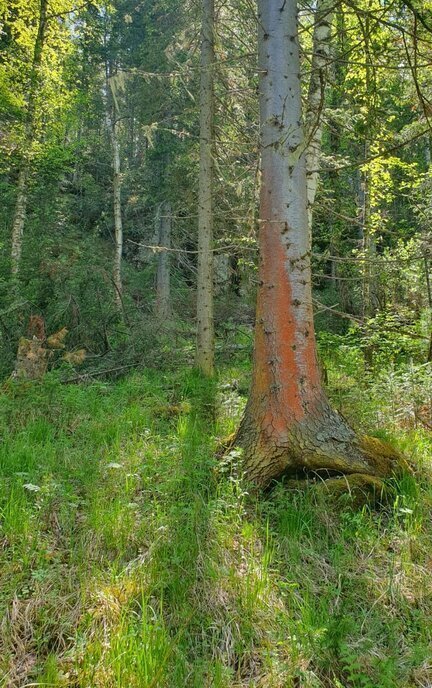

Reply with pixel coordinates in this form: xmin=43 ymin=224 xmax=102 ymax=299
xmin=0 ymin=366 xmax=431 ymax=687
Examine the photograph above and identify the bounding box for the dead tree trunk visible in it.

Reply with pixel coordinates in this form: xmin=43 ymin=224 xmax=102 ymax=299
xmin=195 ymin=0 xmax=215 ymax=376
xmin=155 ymin=202 xmax=172 ymax=320
xmin=11 ymin=0 xmax=48 ymax=276
xmin=234 ymin=0 xmax=403 ymax=487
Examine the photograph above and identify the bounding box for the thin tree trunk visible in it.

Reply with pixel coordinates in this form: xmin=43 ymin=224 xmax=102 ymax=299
xmin=425 ymin=138 xmax=431 ymax=167
xmin=360 ymin=146 xmax=370 ymax=319
xmin=104 ymin=50 xmax=124 ymax=312
xmin=112 ymin=117 xmax=123 ymax=310
xmin=11 ymin=168 xmax=28 ymax=275
xmin=360 ymin=17 xmax=378 ymax=321
xmin=196 ymin=0 xmax=215 ymax=376
xmin=156 ymin=202 xmax=172 ymax=320
xmin=424 ymin=254 xmax=432 ymax=363
xmin=360 ymin=143 xmax=378 ymax=321
xmin=10 ymin=0 xmax=48 ymax=276
xmin=235 ymin=0 xmax=402 ymax=487
xmin=305 ymin=0 xmax=333 ymax=232
xmin=424 ymin=143 xmax=432 ymax=362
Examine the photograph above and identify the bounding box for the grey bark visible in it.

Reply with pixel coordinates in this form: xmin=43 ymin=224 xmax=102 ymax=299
xmin=156 ymin=202 xmax=172 ymax=320
xmin=112 ymin=117 xmax=123 ymax=310
xmin=196 ymin=0 xmax=215 ymax=376
xmin=214 ymin=253 xmax=230 ymax=294
xmin=105 ymin=61 xmax=124 ymax=311
xmin=305 ymin=0 xmax=333 ymax=233
xmin=423 ymin=250 xmax=432 ymax=363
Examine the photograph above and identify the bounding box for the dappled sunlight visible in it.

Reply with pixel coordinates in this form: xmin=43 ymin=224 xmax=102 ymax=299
xmin=1 ymin=366 xmax=432 ymax=687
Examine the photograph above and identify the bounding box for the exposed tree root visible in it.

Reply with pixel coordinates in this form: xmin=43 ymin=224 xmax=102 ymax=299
xmin=230 ymin=406 xmax=412 ymax=490
xmin=293 ymin=433 xmax=411 ymax=481
xmin=285 ymin=471 xmax=391 ymax=506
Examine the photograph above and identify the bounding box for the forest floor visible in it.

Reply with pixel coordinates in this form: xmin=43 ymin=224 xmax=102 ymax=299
xmin=0 ymin=345 xmax=432 ymax=688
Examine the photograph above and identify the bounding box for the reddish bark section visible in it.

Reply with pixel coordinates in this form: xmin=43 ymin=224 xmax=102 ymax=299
xmin=234 ymin=0 xmax=403 ymax=487
xmin=254 ymin=216 xmax=320 ymax=432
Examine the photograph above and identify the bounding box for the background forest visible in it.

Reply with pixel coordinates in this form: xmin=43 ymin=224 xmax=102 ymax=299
xmin=1 ymin=0 xmax=431 ymax=381
xmin=1 ymin=0 xmax=432 ymax=686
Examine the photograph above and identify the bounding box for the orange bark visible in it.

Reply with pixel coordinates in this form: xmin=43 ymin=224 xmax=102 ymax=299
xmin=234 ymin=0 xmax=404 ymax=488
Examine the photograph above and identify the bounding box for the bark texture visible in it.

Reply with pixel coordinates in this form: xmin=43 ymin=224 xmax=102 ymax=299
xmin=11 ymin=0 xmax=48 ymax=276
xmin=112 ymin=117 xmax=123 ymax=310
xmin=214 ymin=254 xmax=230 ymax=294
xmin=11 ymin=168 xmax=28 ymax=275
xmin=155 ymin=202 xmax=172 ymax=320
xmin=196 ymin=0 xmax=215 ymax=376
xmin=235 ymin=0 xmax=403 ymax=487
xmin=305 ymin=0 xmax=333 ymax=232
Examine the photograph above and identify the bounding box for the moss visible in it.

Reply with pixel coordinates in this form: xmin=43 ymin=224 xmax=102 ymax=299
xmin=360 ymin=435 xmax=412 ymax=477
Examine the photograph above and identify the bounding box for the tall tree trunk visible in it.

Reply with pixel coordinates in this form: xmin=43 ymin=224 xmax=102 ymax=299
xmin=360 ymin=17 xmax=378 ymax=321
xmin=305 ymin=0 xmax=333 ymax=232
xmin=424 ymin=254 xmax=432 ymax=363
xmin=10 ymin=0 xmax=48 ymax=276
xmin=195 ymin=0 xmax=215 ymax=376
xmin=11 ymin=169 xmax=28 ymax=276
xmin=235 ymin=0 xmax=402 ymax=487
xmin=112 ymin=117 xmax=123 ymax=310
xmin=156 ymin=202 xmax=172 ymax=320
xmin=424 ymin=143 xmax=432 ymax=363
xmin=360 ymin=144 xmax=378 ymax=321
xmin=105 ymin=54 xmax=124 ymax=312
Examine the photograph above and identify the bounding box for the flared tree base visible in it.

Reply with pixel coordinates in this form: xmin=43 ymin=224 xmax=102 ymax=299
xmin=234 ymin=402 xmax=409 ymax=489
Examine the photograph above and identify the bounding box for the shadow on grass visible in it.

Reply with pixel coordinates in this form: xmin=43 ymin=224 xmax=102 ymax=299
xmin=146 ymin=372 xmax=219 ymax=685
xmin=252 ymin=465 xmax=432 ymax=688
xmin=3 ymin=372 xmax=431 ymax=688
xmin=73 ymin=370 xmax=232 ymax=688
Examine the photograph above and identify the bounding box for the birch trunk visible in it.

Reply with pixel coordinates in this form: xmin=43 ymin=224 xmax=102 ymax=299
xmin=10 ymin=0 xmax=48 ymax=276
xmin=11 ymin=168 xmax=28 ymax=275
xmin=156 ymin=202 xmax=172 ymax=320
xmin=214 ymin=253 xmax=230 ymax=294
xmin=195 ymin=0 xmax=215 ymax=376
xmin=112 ymin=117 xmax=123 ymax=310
xmin=105 ymin=56 xmax=124 ymax=311
xmin=305 ymin=0 xmax=333 ymax=232
xmin=235 ymin=0 xmax=402 ymax=487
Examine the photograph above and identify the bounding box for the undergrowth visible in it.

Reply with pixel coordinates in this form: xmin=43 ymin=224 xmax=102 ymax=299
xmin=0 ymin=357 xmax=431 ymax=687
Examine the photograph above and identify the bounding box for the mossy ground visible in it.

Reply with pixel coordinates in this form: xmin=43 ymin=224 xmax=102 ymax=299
xmin=0 ymin=350 xmax=431 ymax=687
